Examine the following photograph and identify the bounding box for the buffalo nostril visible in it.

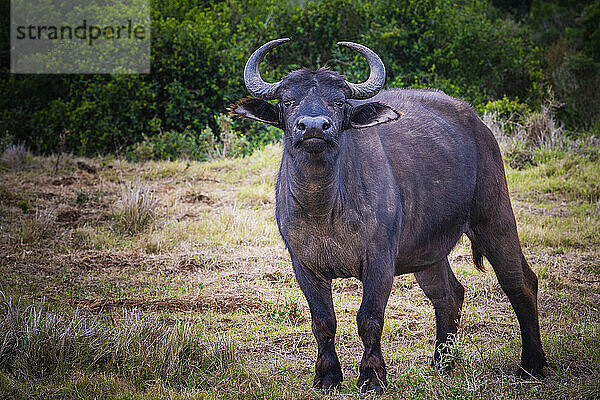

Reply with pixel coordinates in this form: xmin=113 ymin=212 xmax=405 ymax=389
xmin=298 ymin=122 xmax=306 ymax=131
xmin=322 ymin=121 xmax=331 ymax=130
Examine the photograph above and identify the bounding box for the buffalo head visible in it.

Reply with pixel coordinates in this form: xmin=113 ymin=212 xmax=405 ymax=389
xmin=232 ymin=38 xmax=400 ymax=158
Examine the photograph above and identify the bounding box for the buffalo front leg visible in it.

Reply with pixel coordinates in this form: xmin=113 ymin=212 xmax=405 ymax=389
xmin=291 ymin=256 xmax=343 ymax=390
xmin=414 ymin=258 xmax=464 ymax=369
xmin=357 ymin=252 xmax=394 ymax=394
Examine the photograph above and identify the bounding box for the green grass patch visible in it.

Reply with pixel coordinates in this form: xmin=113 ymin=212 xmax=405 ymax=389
xmin=0 ymin=296 xmax=242 ymax=389
xmin=507 ymin=149 xmax=600 ymax=204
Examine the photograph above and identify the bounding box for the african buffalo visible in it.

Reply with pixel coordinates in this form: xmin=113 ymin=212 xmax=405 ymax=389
xmin=232 ymin=38 xmax=546 ymax=393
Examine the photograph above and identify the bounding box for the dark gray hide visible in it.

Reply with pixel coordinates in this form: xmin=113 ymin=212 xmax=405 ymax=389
xmin=232 ymin=40 xmax=546 ymax=394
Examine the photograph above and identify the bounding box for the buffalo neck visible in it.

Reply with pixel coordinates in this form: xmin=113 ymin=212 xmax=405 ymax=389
xmin=282 ymin=150 xmax=343 ymax=218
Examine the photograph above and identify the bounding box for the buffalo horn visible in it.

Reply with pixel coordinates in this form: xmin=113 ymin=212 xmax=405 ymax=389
xmin=243 ymin=38 xmax=290 ymax=99
xmin=337 ymin=42 xmax=385 ymax=99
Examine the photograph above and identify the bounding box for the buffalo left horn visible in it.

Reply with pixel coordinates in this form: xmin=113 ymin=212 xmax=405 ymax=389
xmin=243 ymin=38 xmax=290 ymax=99
xmin=337 ymin=41 xmax=386 ymax=99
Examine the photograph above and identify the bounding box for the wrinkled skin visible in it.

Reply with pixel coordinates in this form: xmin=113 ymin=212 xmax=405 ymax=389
xmin=232 ymin=68 xmax=546 ymax=393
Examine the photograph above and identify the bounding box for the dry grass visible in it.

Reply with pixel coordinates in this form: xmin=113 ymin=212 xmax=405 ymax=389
xmin=482 ymin=110 xmax=511 ymax=148
xmin=483 ymin=90 xmax=568 ymax=168
xmin=523 ymin=90 xmax=565 ymax=149
xmin=18 ymin=209 xmax=56 ymax=244
xmin=113 ymin=180 xmax=159 ymax=234
xmin=524 ymin=106 xmax=564 ymax=149
xmin=0 ymin=292 xmax=240 ymax=387
xmin=0 ymin=143 xmax=30 ymax=170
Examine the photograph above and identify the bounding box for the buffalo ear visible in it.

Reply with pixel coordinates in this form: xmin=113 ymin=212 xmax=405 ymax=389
xmin=349 ymin=102 xmax=400 ymax=129
xmin=230 ymin=98 xmax=281 ymax=128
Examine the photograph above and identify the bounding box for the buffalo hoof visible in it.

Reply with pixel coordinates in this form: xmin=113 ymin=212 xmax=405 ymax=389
xmin=516 ymin=366 xmax=544 ymax=380
xmin=358 ymin=380 xmax=385 ymax=395
xmin=313 ymin=366 xmax=343 ymax=391
xmin=517 ymin=354 xmax=547 ymax=380
xmin=516 ymin=362 xmax=546 ymax=380
xmin=358 ymin=353 xmax=387 ymax=394
xmin=357 ymin=372 xmax=386 ymax=394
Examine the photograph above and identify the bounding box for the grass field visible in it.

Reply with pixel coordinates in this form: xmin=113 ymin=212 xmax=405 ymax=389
xmin=0 ymin=143 xmax=599 ymax=399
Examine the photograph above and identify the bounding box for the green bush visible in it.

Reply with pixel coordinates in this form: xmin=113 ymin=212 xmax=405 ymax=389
xmin=124 ymin=113 xmax=267 ymax=162
xmin=548 ymin=51 xmax=600 ymax=130
xmin=2 ymin=0 xmax=595 ymax=156
xmin=151 ymin=129 xmax=201 ymax=161
xmin=529 ymin=0 xmax=600 ymax=130
xmin=126 ymin=138 xmax=154 ymax=162
xmin=481 ymin=96 xmax=532 ymax=119
xmin=480 ymin=96 xmax=532 ymax=135
xmin=125 ymin=127 xmax=216 ymax=162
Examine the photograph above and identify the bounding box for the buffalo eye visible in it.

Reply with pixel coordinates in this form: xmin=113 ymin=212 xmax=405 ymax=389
xmin=335 ymin=100 xmax=344 ymax=108
xmin=282 ymin=100 xmax=291 ymax=108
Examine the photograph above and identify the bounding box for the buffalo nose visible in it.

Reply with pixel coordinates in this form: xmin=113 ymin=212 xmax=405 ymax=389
xmin=296 ymin=116 xmax=332 ymax=133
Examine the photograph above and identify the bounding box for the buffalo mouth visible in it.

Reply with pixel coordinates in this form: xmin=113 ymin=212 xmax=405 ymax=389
xmin=295 ymin=133 xmax=333 ymax=154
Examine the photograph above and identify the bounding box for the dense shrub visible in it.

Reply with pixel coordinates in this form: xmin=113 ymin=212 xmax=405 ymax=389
xmin=529 ymin=0 xmax=600 ymax=130
xmin=361 ymin=0 xmax=542 ymax=104
xmin=123 ymin=114 xmax=268 ymax=162
xmin=0 ymin=0 xmax=596 ymax=157
xmin=148 ymin=128 xmax=206 ymax=161
xmin=480 ymin=96 xmax=532 ymax=135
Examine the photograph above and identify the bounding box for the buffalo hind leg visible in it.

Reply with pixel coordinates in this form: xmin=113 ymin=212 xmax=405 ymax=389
xmin=468 ymin=219 xmax=546 ymax=378
xmin=415 ymin=258 xmax=465 ymax=369
xmin=291 ymin=256 xmax=343 ymax=390
xmin=357 ymin=250 xmax=394 ymax=394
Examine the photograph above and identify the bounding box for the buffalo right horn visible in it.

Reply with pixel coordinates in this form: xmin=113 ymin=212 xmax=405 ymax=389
xmin=243 ymin=38 xmax=290 ymax=100
xmin=337 ymin=42 xmax=385 ymax=99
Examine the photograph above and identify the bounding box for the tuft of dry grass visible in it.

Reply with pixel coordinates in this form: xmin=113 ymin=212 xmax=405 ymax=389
xmin=522 ymin=91 xmax=564 ymax=149
xmin=482 ymin=110 xmax=511 ymax=148
xmin=19 ymin=209 xmax=56 ymax=244
xmin=113 ymin=181 xmax=158 ymax=234
xmin=1 ymin=143 xmax=30 ymax=170
xmin=0 ymin=292 xmax=240 ymax=387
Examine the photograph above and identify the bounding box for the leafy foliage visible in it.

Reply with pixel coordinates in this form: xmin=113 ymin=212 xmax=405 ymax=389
xmin=0 ymin=0 xmax=597 ymax=156
xmin=530 ymin=0 xmax=600 ymax=129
